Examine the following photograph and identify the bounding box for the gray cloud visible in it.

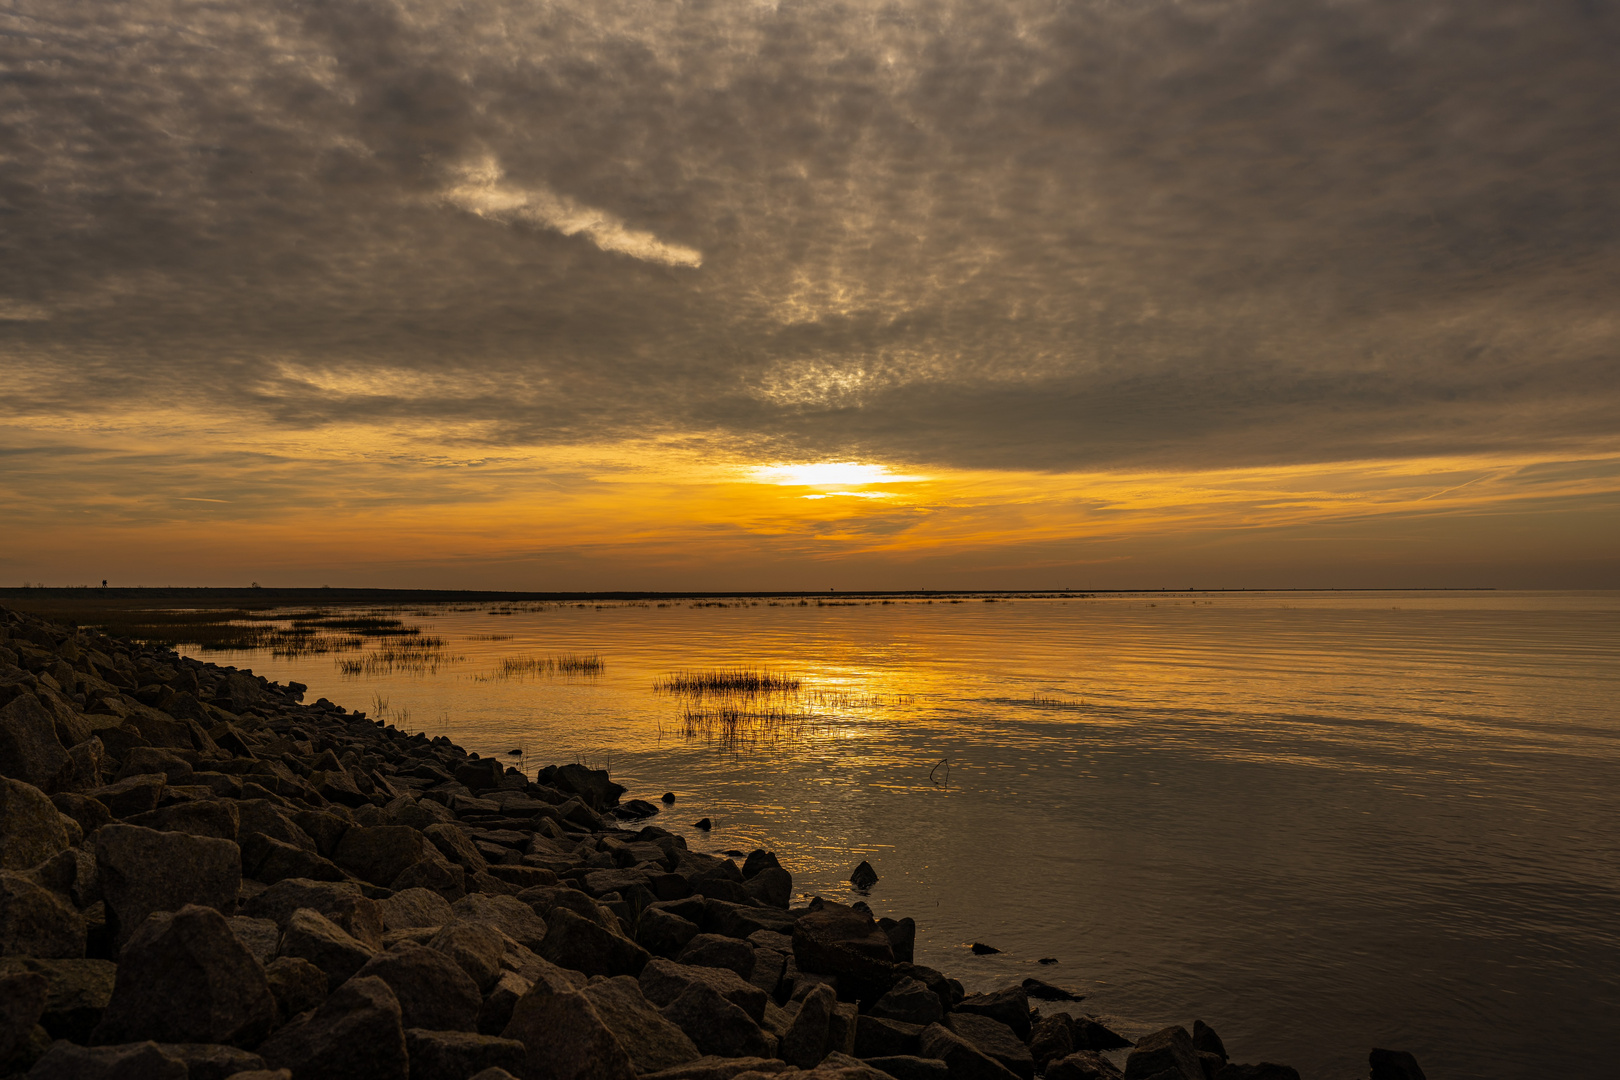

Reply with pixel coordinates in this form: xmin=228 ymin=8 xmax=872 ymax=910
xmin=2 ymin=0 xmax=1616 ymax=469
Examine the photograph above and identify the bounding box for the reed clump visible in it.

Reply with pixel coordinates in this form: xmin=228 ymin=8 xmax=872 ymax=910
xmin=336 ymin=640 xmax=462 ymax=676
xmin=494 ymin=654 xmax=605 ymax=678
xmin=656 ymin=668 xmax=801 ymax=698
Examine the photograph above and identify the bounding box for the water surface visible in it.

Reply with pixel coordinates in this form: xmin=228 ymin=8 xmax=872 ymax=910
xmin=185 ymin=591 xmax=1620 ymax=1079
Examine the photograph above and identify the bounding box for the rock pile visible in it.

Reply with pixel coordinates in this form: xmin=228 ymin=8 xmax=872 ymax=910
xmin=0 ymin=605 xmax=1405 ymax=1080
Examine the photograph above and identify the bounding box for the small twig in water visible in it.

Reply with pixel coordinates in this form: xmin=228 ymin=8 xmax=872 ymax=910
xmin=929 ymin=758 xmax=950 ymax=788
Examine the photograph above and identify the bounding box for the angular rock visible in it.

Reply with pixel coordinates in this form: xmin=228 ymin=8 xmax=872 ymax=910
xmin=916 ymin=1023 xmax=1021 ymax=1080
xmin=258 ymin=975 xmax=408 ymax=1080
xmin=678 ymin=933 xmax=757 ymax=979
xmin=854 ymin=1016 xmax=923 ymax=1058
xmin=0 ymin=956 xmax=116 ymax=1042
xmin=540 ymin=906 xmax=650 ymax=977
xmin=334 ymin=826 xmax=427 ymax=888
xmin=0 ymin=778 xmax=71 ymax=871
xmin=0 ymin=969 xmax=47 ymax=1064
xmin=849 ymin=861 xmax=878 ymax=889
xmin=581 ymin=973 xmax=702 ymax=1073
xmin=1047 ymin=1051 xmax=1125 ymax=1080
xmin=552 ymin=763 xmax=626 ymax=809
xmin=237 ymin=801 xmax=318 ymax=853
xmin=1124 ymin=1026 xmax=1203 ymax=1080
xmin=945 ymin=1013 xmax=1034 ymax=1080
xmin=1369 ymin=1049 xmax=1427 ymax=1080
xmin=0 ymin=870 xmax=85 ymax=958
xmin=953 ymin=986 xmax=1032 ymax=1042
xmin=792 ymin=902 xmax=893 ymax=995
xmin=115 ymin=746 xmax=193 ymax=783
xmin=478 ymin=970 xmax=533 ymax=1036
xmin=1074 ymin=1017 xmax=1133 ymax=1052
xmin=1191 ymin=1021 xmax=1226 ymax=1065
xmin=50 ymin=792 xmax=113 ymax=837
xmin=780 ymin=982 xmax=835 ymax=1066
xmin=127 ymin=798 xmax=239 ymax=840
xmin=744 ymin=866 xmax=793 ymax=908
xmin=86 ymin=774 xmax=166 ymax=818
xmin=639 ymin=1057 xmax=791 ymax=1080
xmin=0 ymin=692 xmax=70 ymax=792
xmin=93 ymin=905 xmax=276 ymax=1047
xmin=861 ymin=1056 xmax=950 ymax=1080
xmin=241 ymin=833 xmax=348 ymax=884
xmin=95 ymin=824 xmax=240 ymax=947
xmin=828 ymin=1001 xmax=858 ymax=1057
xmin=355 ymin=942 xmax=482 ymax=1031
xmin=749 ymin=946 xmax=787 ymax=998
xmin=390 ymin=852 xmax=467 ymax=901
xmin=640 ymin=905 xmax=702 ymax=957
xmin=452 ymin=893 xmax=549 ymax=952
xmin=660 ymin=979 xmax=774 ymax=1059
xmin=405 ymin=1028 xmax=527 ymax=1080
xmin=25 ymin=1040 xmax=189 ymax=1080
xmin=155 ymin=1042 xmax=268 ymax=1080
xmin=1030 ymin=1013 xmax=1075 ymax=1072
xmin=430 ymin=919 xmax=507 ymax=992
xmin=278 ymin=907 xmax=376 ymax=986
xmin=501 ymin=982 xmax=636 ymax=1080
xmin=242 ymin=878 xmax=384 ymax=949
xmin=265 ymin=956 xmax=327 ymax=1020
xmin=640 ymin=957 xmax=770 ymax=1023
xmin=1021 ymin=977 xmax=1081 ymax=1002
xmin=380 ymin=886 xmax=453 ymax=931
xmin=424 ymin=822 xmax=490 ymax=872
xmin=871 ymin=978 xmax=943 ymax=1026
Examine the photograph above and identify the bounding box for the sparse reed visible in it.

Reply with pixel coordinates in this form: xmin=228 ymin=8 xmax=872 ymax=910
xmin=655 ymin=668 xmax=801 ymax=698
xmin=493 ymin=654 xmax=605 ymax=679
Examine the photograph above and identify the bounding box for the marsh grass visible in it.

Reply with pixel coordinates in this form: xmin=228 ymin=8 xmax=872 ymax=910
xmin=335 ymin=640 xmax=462 ymax=676
xmin=673 ymin=703 xmax=820 ymax=746
xmin=493 ymin=654 xmax=605 ymax=678
xmin=656 ymin=668 xmax=801 ymax=698
xmin=1027 ymin=691 xmax=1086 ymax=709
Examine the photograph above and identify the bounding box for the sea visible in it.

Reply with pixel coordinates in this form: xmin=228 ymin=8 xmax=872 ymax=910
xmin=179 ymin=590 xmax=1620 ymax=1080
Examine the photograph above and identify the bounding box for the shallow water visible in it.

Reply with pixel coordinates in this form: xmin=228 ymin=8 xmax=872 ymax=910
xmin=184 ymin=591 xmax=1620 ymax=1079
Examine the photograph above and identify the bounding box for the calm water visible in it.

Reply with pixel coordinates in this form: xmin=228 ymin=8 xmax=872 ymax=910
xmin=184 ymin=591 xmax=1620 ymax=1080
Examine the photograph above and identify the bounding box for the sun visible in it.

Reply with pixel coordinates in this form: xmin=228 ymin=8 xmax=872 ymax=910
xmin=749 ymin=462 xmax=914 ymax=487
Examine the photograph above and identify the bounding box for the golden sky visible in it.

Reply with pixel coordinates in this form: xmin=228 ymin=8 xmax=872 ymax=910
xmin=2 ymin=0 xmax=1617 ymax=588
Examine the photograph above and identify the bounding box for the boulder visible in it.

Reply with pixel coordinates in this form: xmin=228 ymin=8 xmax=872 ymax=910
xmin=1030 ymin=1012 xmax=1075 ymax=1072
xmin=1047 ymin=1051 xmax=1124 ymax=1080
xmin=154 ymin=1042 xmax=267 ymax=1080
xmin=1124 ymin=1026 xmax=1203 ymax=1080
xmin=242 ymin=878 xmax=384 ymax=949
xmin=390 ymin=852 xmax=467 ymax=901
xmin=127 ymin=798 xmax=240 ymax=840
xmin=479 ymin=971 xmax=532 ymax=1036
xmin=355 ymin=942 xmax=482 ymax=1031
xmin=953 ymin=986 xmax=1032 ymax=1042
xmin=581 ymin=973 xmax=703 ymax=1073
xmin=93 ymin=905 xmax=276 ymax=1047
xmin=1192 ymin=1021 xmax=1226 ymax=1065
xmin=85 ymin=774 xmax=166 ymax=817
xmin=334 ymin=826 xmax=428 ymax=888
xmin=540 ymin=907 xmax=650 ymax=977
xmin=916 ymin=1023 xmax=1021 ymax=1080
xmin=0 ymin=692 xmax=70 ymax=792
xmin=741 ymin=850 xmax=781 ymax=879
xmin=405 ymin=1029 xmax=527 ymax=1080
xmin=828 ymin=1001 xmax=858 ymax=1057
xmin=871 ymin=978 xmax=943 ymax=1026
xmin=424 ymin=822 xmax=490 ymax=872
xmin=749 ymin=946 xmax=787 ymax=998
xmin=380 ymin=886 xmax=454 ymax=931
xmin=1369 ymin=1050 xmax=1427 ymax=1080
xmin=1021 ymin=977 xmax=1081 ymax=1002
xmin=639 ymin=958 xmax=770 ymax=1023
xmin=0 ymin=871 xmax=85 ymax=958
xmin=552 ymin=763 xmax=626 ymax=809
xmin=0 ymin=969 xmax=47 ymax=1064
xmin=744 ymin=866 xmax=794 ymax=908
xmin=265 ymin=956 xmax=328 ymax=1019
xmin=0 ymin=956 xmax=116 ymax=1042
xmin=95 ymin=824 xmax=240 ymax=947
xmin=277 ymin=907 xmax=377 ymax=986
xmin=860 ymin=1056 xmax=950 ymax=1080
xmin=0 ymin=777 xmax=71 ymax=870
xmin=50 ymin=792 xmax=112 ymax=837
xmin=791 ymin=902 xmax=893 ymax=996
xmin=25 ymin=1040 xmax=189 ymax=1080
xmin=854 ymin=1016 xmax=923 ymax=1058
xmin=241 ymin=833 xmax=348 ymax=884
xmin=429 ymin=919 xmax=507 ymax=992
xmin=258 ymin=975 xmax=408 ymax=1080
xmin=115 ymin=746 xmax=193 ymax=783
xmin=660 ymin=979 xmax=774 ymax=1059
xmin=237 ymin=802 xmax=318 ymax=853
xmin=639 ymin=906 xmax=702 ymax=957
xmin=849 ymin=861 xmax=878 ymax=889
xmin=780 ymin=982 xmax=836 ymax=1067
xmin=945 ymin=1013 xmax=1034 ymax=1080
xmin=451 ymin=893 xmax=548 ymax=952
xmin=678 ymin=933 xmax=757 ymax=979
xmin=502 ymin=982 xmax=636 ymax=1080
xmin=1074 ymin=1017 xmax=1132 ymax=1052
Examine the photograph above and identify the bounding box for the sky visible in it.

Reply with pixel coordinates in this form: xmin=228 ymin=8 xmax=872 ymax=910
xmin=2 ymin=0 xmax=1617 ymax=590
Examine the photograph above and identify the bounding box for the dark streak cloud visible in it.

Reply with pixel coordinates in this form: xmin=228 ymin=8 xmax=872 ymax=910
xmin=2 ymin=0 xmax=1616 ymax=469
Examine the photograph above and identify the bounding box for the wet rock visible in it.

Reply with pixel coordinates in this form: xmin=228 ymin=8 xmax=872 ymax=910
xmin=640 ymin=957 xmax=770 ymax=1024
xmin=355 ymin=941 xmax=483 ymax=1031
xmin=334 ymin=826 xmax=428 ymax=888
xmin=945 ymin=1013 xmax=1034 ymax=1080
xmin=155 ymin=1042 xmax=267 ymax=1080
xmin=694 ymin=818 xmax=712 ymax=830
xmin=916 ymin=1024 xmax=1020 ymax=1080
xmin=744 ymin=867 xmax=794 ymax=909
xmin=877 ymin=918 xmax=915 ymax=965
xmin=241 ymin=832 xmax=348 ymax=884
xmin=430 ymin=919 xmax=507 ymax=992
xmin=862 ymin=1057 xmax=950 ymax=1080
xmin=661 ymin=792 xmax=677 ymax=804
xmin=25 ymin=1040 xmax=189 ymax=1080
xmin=94 ymin=905 xmax=276 ymax=1047
xmin=871 ymin=978 xmax=943 ymax=1026
xmin=953 ymin=986 xmax=1032 ymax=1042
xmin=50 ymin=792 xmax=112 ymax=837
xmin=0 ymin=692 xmax=71 ymax=792
xmin=1213 ymin=1067 xmax=1300 ymax=1080
xmin=1021 ymin=977 xmax=1082 ymax=1002
xmin=780 ymin=982 xmax=835 ymax=1066
xmin=265 ymin=956 xmax=327 ymax=1020
xmin=970 ymin=943 xmax=1000 ymax=955
xmin=1047 ymin=1051 xmax=1125 ymax=1080
xmin=1192 ymin=1021 xmax=1226 ymax=1064
xmin=1075 ymin=1017 xmax=1133 ymax=1052
xmin=502 ymin=982 xmax=636 ymax=1080
xmin=541 ymin=906 xmax=650 ymax=977
xmin=1124 ymin=1026 xmax=1203 ymax=1080
xmin=703 ymin=898 xmax=799 ymax=940
xmin=86 ymin=774 xmax=166 ymax=818
xmin=278 ymin=906 xmax=377 ymax=986
xmin=0 ymin=870 xmax=86 ymax=958
xmin=791 ymin=901 xmax=894 ymax=997
xmin=639 ymin=905 xmax=702 ymax=957
xmin=258 ymin=975 xmax=408 ymax=1080
xmin=1368 ymin=1049 xmax=1427 ymax=1080
xmin=849 ymin=861 xmax=878 ymax=890
xmin=405 ymin=1028 xmax=527 ymax=1080
xmin=0 ymin=777 xmax=71 ymax=871
xmin=855 ymin=1016 xmax=923 ymax=1058
xmin=678 ymin=933 xmax=758 ymax=979
xmin=96 ymin=823 xmax=240 ymax=947
xmin=891 ymin=964 xmax=959 ymax=1016
xmin=0 ymin=969 xmax=47 ymax=1064
xmin=581 ymin=973 xmax=702 ymax=1073
xmin=661 ymin=978 xmax=774 ymax=1059
xmin=552 ymin=763 xmax=626 ymax=810
xmin=1029 ymin=1012 xmax=1075 ymax=1072
xmin=242 ymin=878 xmax=384 ymax=950
xmin=380 ymin=886 xmax=454 ymax=931
xmin=452 ymin=893 xmax=548 ymax=952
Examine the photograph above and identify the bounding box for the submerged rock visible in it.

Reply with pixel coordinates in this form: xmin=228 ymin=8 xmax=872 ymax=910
xmin=849 ymin=861 xmax=878 ymax=889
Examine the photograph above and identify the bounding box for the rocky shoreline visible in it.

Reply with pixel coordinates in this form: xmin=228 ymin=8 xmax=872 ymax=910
xmin=0 ymin=605 xmax=1425 ymax=1080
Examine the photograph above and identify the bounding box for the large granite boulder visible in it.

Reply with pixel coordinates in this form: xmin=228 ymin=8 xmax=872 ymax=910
xmin=380 ymin=886 xmax=454 ymax=931
xmin=639 ymin=906 xmax=702 ymax=957
xmin=780 ymin=982 xmax=836 ymax=1067
xmin=0 ymin=969 xmax=47 ymax=1065
xmin=92 ymin=905 xmax=276 ymax=1047
xmin=502 ymin=981 xmax=636 ymax=1080
xmin=0 ymin=777 xmax=72 ymax=871
xmin=660 ymin=980 xmax=774 ymax=1059
xmin=277 ymin=907 xmax=377 ymax=986
xmin=581 ymin=974 xmax=702 ymax=1074
xmin=451 ymin=893 xmax=548 ymax=952
xmin=242 ymin=878 xmax=385 ymax=949
xmin=1047 ymin=1051 xmax=1125 ymax=1080
xmin=540 ymin=907 xmax=649 ymax=977
xmin=953 ymin=986 xmax=1032 ymax=1042
xmin=639 ymin=958 xmax=769 ymax=1023
xmin=916 ymin=1023 xmax=1021 ymax=1080
xmin=791 ymin=901 xmax=893 ymax=996
xmin=25 ymin=1040 xmax=189 ymax=1080
xmin=677 ymin=933 xmax=757 ymax=979
xmin=0 ymin=957 xmax=116 ymax=1042
xmin=946 ymin=1013 xmax=1034 ymax=1080
xmin=871 ymin=977 xmax=943 ymax=1026
xmin=405 ymin=1029 xmax=527 ymax=1080
xmin=334 ymin=826 xmax=430 ymax=888
xmin=264 ymin=955 xmax=328 ymax=1019
xmin=258 ymin=975 xmax=409 ymax=1080
xmin=95 ymin=824 xmax=240 ymax=947
xmin=429 ymin=919 xmax=507 ymax=992
xmin=0 ymin=692 xmax=70 ymax=792
xmin=355 ymin=942 xmax=482 ymax=1032
xmin=1124 ymin=1026 xmax=1203 ymax=1080
xmin=0 ymin=871 xmax=85 ymax=958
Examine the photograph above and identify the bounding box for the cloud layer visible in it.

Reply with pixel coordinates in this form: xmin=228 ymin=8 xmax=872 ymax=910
xmin=3 ymin=0 xmax=1617 ymax=471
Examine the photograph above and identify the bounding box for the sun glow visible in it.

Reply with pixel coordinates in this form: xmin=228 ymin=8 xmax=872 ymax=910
xmin=750 ymin=462 xmax=918 ymax=487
